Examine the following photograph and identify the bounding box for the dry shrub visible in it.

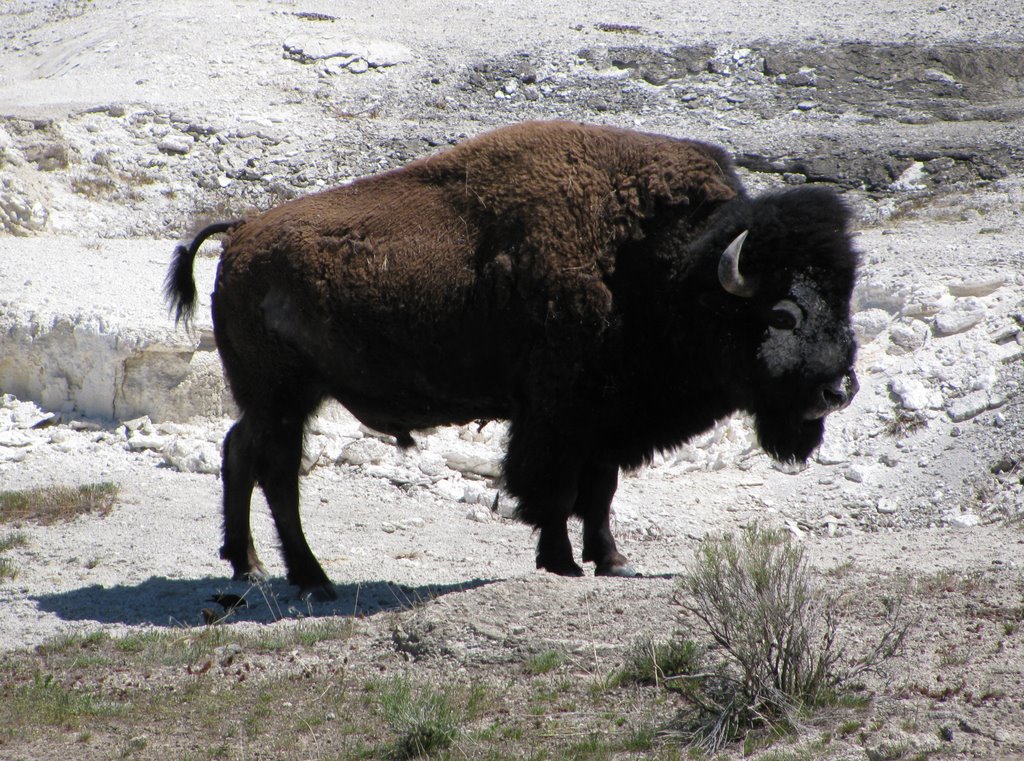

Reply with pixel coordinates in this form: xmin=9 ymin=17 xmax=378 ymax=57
xmin=674 ymin=524 xmax=910 ymax=751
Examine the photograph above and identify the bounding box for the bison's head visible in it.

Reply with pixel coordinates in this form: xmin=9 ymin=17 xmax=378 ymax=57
xmin=715 ymin=186 xmax=859 ymax=462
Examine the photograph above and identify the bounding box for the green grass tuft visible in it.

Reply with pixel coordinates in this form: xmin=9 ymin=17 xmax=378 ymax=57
xmin=0 ymin=483 xmax=119 ymax=525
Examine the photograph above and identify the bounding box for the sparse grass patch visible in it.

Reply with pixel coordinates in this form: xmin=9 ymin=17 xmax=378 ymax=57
xmin=612 ymin=637 xmax=705 ymax=691
xmin=0 ymin=482 xmax=118 ymax=525
xmin=0 ymin=531 xmax=28 ymax=552
xmin=0 ymin=531 xmax=26 ymax=581
xmin=525 ymin=649 xmax=563 ymax=675
xmin=4 ymin=672 xmax=124 ymax=730
xmin=915 ymin=568 xmax=989 ymax=596
xmin=370 ymin=675 xmax=480 ymax=759
xmin=0 ymin=557 xmax=18 ymax=581
xmin=884 ymin=408 xmax=928 ymax=438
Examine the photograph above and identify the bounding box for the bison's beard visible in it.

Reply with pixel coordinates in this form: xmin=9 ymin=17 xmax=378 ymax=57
xmin=753 ymin=412 xmax=825 ymax=463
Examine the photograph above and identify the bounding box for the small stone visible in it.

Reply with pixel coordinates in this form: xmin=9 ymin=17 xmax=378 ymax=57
xmin=877 ymin=498 xmax=899 ymax=515
xmin=417 ymin=452 xmax=448 ymax=477
xmin=843 ymin=466 xmax=866 ymax=483
xmin=786 ymin=70 xmax=816 ymax=87
xmin=948 ymin=511 xmax=980 ymax=529
xmin=431 ymin=478 xmax=464 ymax=501
xmin=815 ymin=444 xmax=849 ymax=466
xmin=796 ymin=101 xmax=817 ymax=111
xmin=466 ymin=508 xmax=490 ymax=523
xmin=157 ymin=136 xmax=193 ymax=155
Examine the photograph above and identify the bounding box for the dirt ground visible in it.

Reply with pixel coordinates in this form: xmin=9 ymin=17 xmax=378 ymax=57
xmin=1 ymin=1 xmax=1023 ymax=759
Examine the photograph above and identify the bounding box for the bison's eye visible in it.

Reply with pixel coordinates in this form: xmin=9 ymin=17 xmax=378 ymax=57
xmin=768 ymin=299 xmax=803 ymax=331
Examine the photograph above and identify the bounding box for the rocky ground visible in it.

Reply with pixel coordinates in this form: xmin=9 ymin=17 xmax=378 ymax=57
xmin=1 ymin=1 xmax=1023 ymax=759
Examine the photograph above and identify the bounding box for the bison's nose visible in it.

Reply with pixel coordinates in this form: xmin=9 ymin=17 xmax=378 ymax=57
xmin=818 ymin=371 xmax=859 ymax=412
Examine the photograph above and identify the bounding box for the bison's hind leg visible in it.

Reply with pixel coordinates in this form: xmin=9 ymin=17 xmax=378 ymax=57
xmin=220 ymin=415 xmax=268 ymax=583
xmin=220 ymin=407 xmax=336 ymax=601
xmin=256 ymin=410 xmax=336 ymax=601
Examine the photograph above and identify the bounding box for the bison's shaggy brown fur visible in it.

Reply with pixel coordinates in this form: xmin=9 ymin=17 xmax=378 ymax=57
xmin=168 ymin=120 xmax=858 ymax=598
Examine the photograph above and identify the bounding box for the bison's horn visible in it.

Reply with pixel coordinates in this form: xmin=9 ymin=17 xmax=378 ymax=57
xmin=718 ymin=230 xmax=757 ymax=298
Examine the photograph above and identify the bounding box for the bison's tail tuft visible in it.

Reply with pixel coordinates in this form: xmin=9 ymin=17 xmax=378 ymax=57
xmin=165 ymin=220 xmax=241 ymax=328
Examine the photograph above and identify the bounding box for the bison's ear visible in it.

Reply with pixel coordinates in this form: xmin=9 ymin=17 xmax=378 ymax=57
xmin=718 ymin=230 xmax=758 ymax=298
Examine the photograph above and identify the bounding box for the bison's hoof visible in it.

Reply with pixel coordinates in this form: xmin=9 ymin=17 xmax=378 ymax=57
xmin=233 ymin=566 xmax=270 ymax=584
xmin=298 ymin=583 xmax=338 ymax=602
xmin=537 ymin=559 xmax=585 ymax=577
xmin=595 ymin=563 xmax=642 ymax=578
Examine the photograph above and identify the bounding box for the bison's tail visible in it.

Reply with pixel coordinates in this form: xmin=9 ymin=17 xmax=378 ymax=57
xmin=165 ymin=220 xmax=241 ymax=327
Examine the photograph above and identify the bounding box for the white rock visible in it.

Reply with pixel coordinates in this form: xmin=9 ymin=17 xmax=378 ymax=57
xmin=283 ymin=33 xmax=412 ymax=67
xmin=416 ymin=451 xmax=449 ymax=477
xmin=815 ymin=443 xmax=849 ymax=465
xmin=431 ymin=478 xmax=465 ymax=502
xmin=346 ymin=58 xmax=369 ymax=74
xmin=461 ymin=481 xmax=497 ymax=507
xmin=440 ymin=442 xmax=502 ymax=478
xmin=0 ymin=448 xmax=29 ymax=463
xmin=161 ymin=438 xmax=221 ymax=474
xmin=157 ymin=136 xmax=193 ymax=155
xmin=948 ymin=276 xmax=1004 ymax=297
xmin=852 ymin=308 xmax=892 ymax=343
xmin=123 ymin=415 xmax=153 ymax=433
xmin=843 ymin=465 xmax=866 ymax=483
xmin=946 ymin=391 xmax=1001 ymax=422
xmin=853 ymin=277 xmax=904 ymax=314
xmin=890 ymin=161 xmax=926 ymax=191
xmin=466 ymin=508 xmax=491 ymax=523
xmin=933 ymin=300 xmax=986 ymax=336
xmin=876 ymin=498 xmax=899 ymax=515
xmin=900 ymin=285 xmax=947 ymax=318
xmin=948 ymin=511 xmax=981 ymax=529
xmin=0 ymin=395 xmax=54 ymax=430
xmin=339 ymin=437 xmax=393 ymax=466
xmin=126 ymin=432 xmax=168 ymax=452
xmin=0 ymin=430 xmax=33 ymax=447
xmin=889 ymin=377 xmax=942 ymax=411
xmin=889 ymin=319 xmax=929 ymax=352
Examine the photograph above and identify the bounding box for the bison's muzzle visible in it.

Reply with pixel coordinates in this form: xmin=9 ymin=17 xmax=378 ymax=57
xmin=805 ymin=371 xmax=859 ymax=420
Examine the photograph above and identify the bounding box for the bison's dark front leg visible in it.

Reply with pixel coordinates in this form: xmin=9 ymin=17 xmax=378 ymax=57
xmin=253 ymin=414 xmax=337 ymax=601
xmin=576 ymin=461 xmax=640 ymax=577
xmin=220 ymin=415 xmax=268 ymax=582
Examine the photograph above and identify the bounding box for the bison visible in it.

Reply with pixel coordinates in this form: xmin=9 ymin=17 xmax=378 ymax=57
xmin=167 ymin=120 xmax=859 ymax=600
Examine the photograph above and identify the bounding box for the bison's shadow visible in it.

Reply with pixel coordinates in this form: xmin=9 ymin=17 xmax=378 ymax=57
xmin=31 ymin=575 xmax=499 ymax=629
